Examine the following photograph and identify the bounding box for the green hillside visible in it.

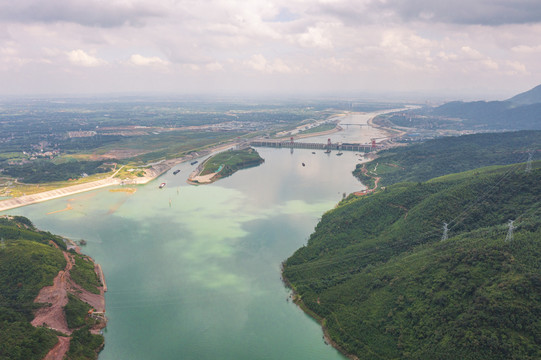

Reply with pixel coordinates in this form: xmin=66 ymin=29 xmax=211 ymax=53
xmin=283 ymin=163 xmax=541 ymax=359
xmin=0 ymin=216 xmax=104 ymax=360
xmin=0 ymin=217 xmax=66 ymax=360
xmin=354 ymin=130 xmax=540 ymax=187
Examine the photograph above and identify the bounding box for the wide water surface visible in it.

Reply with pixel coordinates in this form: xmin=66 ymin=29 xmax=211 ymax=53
xmin=2 ymin=113 xmax=388 ymax=359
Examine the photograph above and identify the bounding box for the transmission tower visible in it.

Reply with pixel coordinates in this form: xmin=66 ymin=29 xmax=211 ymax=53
xmin=525 ymin=152 xmax=533 ymax=173
xmin=441 ymin=222 xmax=449 ymax=241
xmin=505 ymin=220 xmax=515 ymax=242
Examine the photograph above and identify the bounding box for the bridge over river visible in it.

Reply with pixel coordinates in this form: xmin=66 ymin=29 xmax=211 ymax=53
xmin=250 ymin=139 xmax=376 ymax=152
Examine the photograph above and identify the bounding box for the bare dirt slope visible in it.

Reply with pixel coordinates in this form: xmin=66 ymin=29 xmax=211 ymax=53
xmin=31 ymin=244 xmax=107 ymax=360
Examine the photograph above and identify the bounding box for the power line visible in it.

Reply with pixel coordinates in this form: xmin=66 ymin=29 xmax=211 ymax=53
xmin=441 ymin=222 xmax=449 ymax=241
xmin=505 ymin=220 xmax=515 ymax=242
xmin=525 ymin=152 xmax=533 ymax=173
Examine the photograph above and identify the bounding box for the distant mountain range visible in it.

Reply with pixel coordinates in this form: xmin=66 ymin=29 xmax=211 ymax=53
xmin=508 ymin=84 xmax=541 ymax=106
xmin=419 ymin=84 xmax=541 ymax=130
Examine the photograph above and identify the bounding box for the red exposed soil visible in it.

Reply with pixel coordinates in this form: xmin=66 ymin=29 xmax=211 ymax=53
xmin=31 ymin=242 xmax=107 ymax=360
xmin=31 ymin=251 xmax=73 ymax=334
xmin=43 ymin=336 xmax=71 ymax=360
xmin=353 ymin=163 xmax=381 ymax=196
xmin=69 ymin=280 xmax=105 ymax=313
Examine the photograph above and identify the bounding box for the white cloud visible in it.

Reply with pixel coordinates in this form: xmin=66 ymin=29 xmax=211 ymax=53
xmin=245 ymin=54 xmax=292 ymax=74
xmin=505 ymin=60 xmax=528 ymax=75
xmin=460 ymin=46 xmax=483 ymax=60
xmin=129 ymin=54 xmax=169 ymax=66
xmin=511 ymin=44 xmax=541 ymax=53
xmin=482 ymin=59 xmax=499 ymax=70
xmin=297 ymin=25 xmax=334 ymax=49
xmin=205 ymin=62 xmax=223 ymax=71
xmin=67 ymin=49 xmax=106 ymax=67
xmin=320 ymin=57 xmax=352 ymax=73
xmin=246 ymin=54 xmax=267 ymax=72
xmin=0 ymin=0 xmax=540 ymax=96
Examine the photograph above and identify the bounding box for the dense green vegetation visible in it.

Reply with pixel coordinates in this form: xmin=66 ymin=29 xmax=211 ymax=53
xmin=283 ymin=163 xmax=541 ymax=359
xmin=65 ymin=294 xmax=93 ymax=329
xmin=354 ymin=131 xmax=541 ymax=187
xmin=0 ymin=216 xmax=66 ymax=359
xmin=0 ymin=216 xmax=67 ymax=250
xmin=2 ymin=160 xmax=110 ymax=183
xmin=200 ymin=147 xmax=264 ymax=179
xmin=298 ymin=122 xmax=337 ymax=135
xmin=0 ymin=216 xmax=104 ymax=359
xmin=66 ymin=327 xmax=104 ymax=360
xmin=70 ymin=254 xmax=101 ymax=295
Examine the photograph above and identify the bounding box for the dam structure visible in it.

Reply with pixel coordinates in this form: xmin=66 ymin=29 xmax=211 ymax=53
xmin=250 ymin=138 xmax=377 ymax=152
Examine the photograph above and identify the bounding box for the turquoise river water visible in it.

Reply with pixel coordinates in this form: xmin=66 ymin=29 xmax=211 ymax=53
xmin=1 ymin=112 xmax=390 ymax=359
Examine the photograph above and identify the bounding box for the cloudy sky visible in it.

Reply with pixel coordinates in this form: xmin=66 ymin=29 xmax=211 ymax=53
xmin=1 ymin=0 xmax=541 ymax=99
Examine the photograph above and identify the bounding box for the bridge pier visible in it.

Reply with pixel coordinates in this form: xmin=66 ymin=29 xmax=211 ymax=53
xmin=250 ymin=140 xmax=375 ymax=152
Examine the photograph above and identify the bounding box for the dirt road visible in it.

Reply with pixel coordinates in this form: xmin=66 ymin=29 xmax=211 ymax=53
xmin=43 ymin=336 xmax=71 ymax=360
xmin=31 ymin=251 xmax=73 ymax=334
xmin=31 ymin=246 xmax=107 ymax=360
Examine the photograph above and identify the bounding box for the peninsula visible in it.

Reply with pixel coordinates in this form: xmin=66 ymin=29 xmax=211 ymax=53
xmin=187 ymin=147 xmax=265 ymax=184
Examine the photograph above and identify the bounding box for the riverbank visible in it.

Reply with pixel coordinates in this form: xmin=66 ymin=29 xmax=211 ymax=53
xmin=0 ymin=177 xmax=122 ymax=212
xmin=0 ymin=111 xmax=400 ymax=213
xmin=0 ymin=141 xmax=236 ymax=212
xmin=281 ymin=271 xmax=359 ymax=360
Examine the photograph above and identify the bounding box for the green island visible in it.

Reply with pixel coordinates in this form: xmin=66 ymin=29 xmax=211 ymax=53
xmin=283 ymin=131 xmax=541 ymax=359
xmin=191 ymin=147 xmax=264 ymax=184
xmin=0 ymin=216 xmax=105 ymax=360
xmin=297 ymin=122 xmax=338 ymax=136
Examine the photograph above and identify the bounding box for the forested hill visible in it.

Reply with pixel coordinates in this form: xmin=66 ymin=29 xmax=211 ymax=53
xmin=283 ymin=162 xmax=541 ymax=359
xmin=0 ymin=216 xmax=66 ymax=359
xmin=0 ymin=216 xmax=104 ymax=360
xmin=354 ymin=130 xmax=540 ymax=187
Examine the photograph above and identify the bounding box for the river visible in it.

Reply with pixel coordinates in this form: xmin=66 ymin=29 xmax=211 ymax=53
xmin=2 ymin=112 xmax=389 ymax=359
